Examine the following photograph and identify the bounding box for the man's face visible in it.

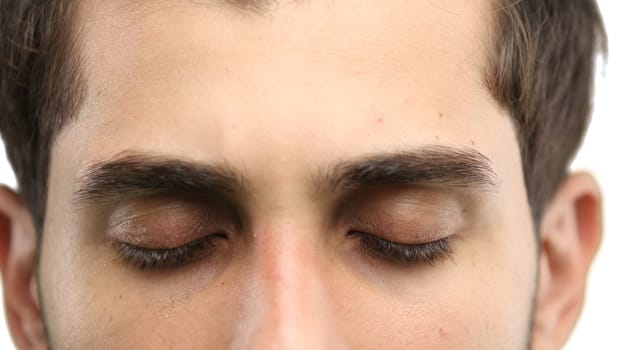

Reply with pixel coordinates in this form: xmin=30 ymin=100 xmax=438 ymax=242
xmin=40 ymin=0 xmax=537 ymax=348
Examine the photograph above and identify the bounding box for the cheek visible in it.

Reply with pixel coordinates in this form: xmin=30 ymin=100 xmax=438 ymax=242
xmin=445 ymin=225 xmax=537 ymax=349
xmin=38 ymin=224 xmax=93 ymax=346
xmin=38 ymin=227 xmax=242 ymax=349
xmin=331 ymin=236 xmax=536 ymax=349
xmin=333 ymin=280 xmax=532 ymax=349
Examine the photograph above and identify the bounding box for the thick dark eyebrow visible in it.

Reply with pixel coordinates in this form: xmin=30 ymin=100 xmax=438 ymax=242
xmin=73 ymin=146 xmax=499 ymax=206
xmin=315 ymin=146 xmax=500 ymax=194
xmin=73 ymin=153 xmax=247 ymax=206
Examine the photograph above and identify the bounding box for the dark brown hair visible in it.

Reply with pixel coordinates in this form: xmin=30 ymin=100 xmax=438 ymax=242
xmin=0 ymin=0 xmax=608 ymax=235
xmin=0 ymin=0 xmax=85 ymax=232
xmin=485 ymin=0 xmax=607 ymax=225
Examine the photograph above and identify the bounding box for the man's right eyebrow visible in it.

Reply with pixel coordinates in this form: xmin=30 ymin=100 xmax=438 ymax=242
xmin=72 ymin=153 xmax=247 ymax=206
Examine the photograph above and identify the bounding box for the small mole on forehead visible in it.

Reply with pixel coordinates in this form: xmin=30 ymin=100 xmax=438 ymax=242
xmin=438 ymin=326 xmax=447 ymax=338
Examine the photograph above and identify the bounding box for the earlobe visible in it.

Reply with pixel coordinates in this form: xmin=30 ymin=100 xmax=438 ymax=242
xmin=0 ymin=185 xmax=48 ymax=350
xmin=531 ymin=173 xmax=602 ymax=350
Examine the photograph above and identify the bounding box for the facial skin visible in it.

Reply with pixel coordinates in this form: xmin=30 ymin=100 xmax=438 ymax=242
xmin=0 ymin=0 xmax=602 ymax=349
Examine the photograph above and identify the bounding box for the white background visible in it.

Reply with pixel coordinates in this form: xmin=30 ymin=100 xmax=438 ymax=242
xmin=0 ymin=1 xmax=620 ymax=348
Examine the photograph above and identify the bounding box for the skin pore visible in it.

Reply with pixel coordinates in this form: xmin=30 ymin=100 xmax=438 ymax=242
xmin=0 ymin=0 xmax=602 ymax=349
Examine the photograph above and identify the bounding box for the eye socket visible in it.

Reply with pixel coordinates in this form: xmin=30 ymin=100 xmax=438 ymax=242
xmin=347 ymin=231 xmax=453 ymax=266
xmin=116 ymin=233 xmax=228 ymax=270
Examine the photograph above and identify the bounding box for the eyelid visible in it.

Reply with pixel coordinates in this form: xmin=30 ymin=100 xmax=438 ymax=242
xmin=348 ymin=231 xmax=454 ymax=266
xmin=337 ymin=187 xmax=469 ymax=242
xmin=107 ymin=198 xmax=236 ymax=248
xmin=116 ymin=233 xmax=227 ymax=270
xmin=347 ymin=211 xmax=454 ymax=245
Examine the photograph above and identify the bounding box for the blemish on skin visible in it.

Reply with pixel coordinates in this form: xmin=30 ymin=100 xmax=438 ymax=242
xmin=438 ymin=112 xmax=444 ymax=119
xmin=370 ymin=105 xmax=385 ymax=125
xmin=435 ymin=135 xmax=440 ymax=141
xmin=438 ymin=326 xmax=447 ymax=338
xmin=470 ymin=139 xmax=476 ymax=146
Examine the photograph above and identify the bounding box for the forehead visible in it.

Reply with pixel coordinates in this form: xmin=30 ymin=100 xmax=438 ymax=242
xmin=75 ymin=0 xmax=494 ymax=105
xmin=77 ymin=0 xmax=493 ymax=57
xmin=61 ymin=0 xmax=512 ymax=176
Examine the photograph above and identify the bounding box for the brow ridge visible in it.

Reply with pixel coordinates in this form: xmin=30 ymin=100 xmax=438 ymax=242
xmin=315 ymin=146 xmax=501 ymax=194
xmin=73 ymin=153 xmax=246 ymax=206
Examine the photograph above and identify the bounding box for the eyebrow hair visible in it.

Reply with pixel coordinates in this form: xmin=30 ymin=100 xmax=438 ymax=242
xmin=315 ymin=146 xmax=500 ymax=194
xmin=73 ymin=153 xmax=247 ymax=206
xmin=73 ymin=146 xmax=500 ymax=207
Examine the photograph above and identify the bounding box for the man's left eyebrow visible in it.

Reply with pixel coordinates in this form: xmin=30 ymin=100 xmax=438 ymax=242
xmin=72 ymin=153 xmax=247 ymax=206
xmin=315 ymin=146 xmax=501 ymax=194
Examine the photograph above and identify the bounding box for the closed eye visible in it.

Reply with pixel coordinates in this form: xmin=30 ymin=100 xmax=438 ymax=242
xmin=347 ymin=231 xmax=453 ymax=266
xmin=115 ymin=231 xmax=452 ymax=271
xmin=116 ymin=234 xmax=228 ymax=270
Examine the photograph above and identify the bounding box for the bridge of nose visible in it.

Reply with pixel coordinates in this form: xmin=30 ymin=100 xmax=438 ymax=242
xmin=232 ymin=220 xmax=348 ymax=349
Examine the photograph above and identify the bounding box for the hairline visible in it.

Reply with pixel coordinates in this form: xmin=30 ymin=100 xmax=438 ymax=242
xmin=39 ymin=0 xmax=589 ymax=235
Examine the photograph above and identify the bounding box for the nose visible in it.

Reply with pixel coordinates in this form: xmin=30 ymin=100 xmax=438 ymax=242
xmin=233 ymin=225 xmax=348 ymax=350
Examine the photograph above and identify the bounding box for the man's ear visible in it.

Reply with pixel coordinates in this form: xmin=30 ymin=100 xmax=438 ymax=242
xmin=531 ymin=173 xmax=602 ymax=350
xmin=0 ymin=185 xmax=48 ymax=350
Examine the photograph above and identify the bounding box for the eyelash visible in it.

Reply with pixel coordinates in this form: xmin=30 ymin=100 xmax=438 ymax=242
xmin=117 ymin=235 xmax=225 ymax=270
xmin=348 ymin=231 xmax=453 ymax=266
xmin=117 ymin=232 xmax=452 ymax=270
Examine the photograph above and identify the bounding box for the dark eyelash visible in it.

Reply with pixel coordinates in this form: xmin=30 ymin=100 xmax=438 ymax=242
xmin=116 ymin=235 xmax=225 ymax=270
xmin=348 ymin=231 xmax=453 ymax=266
xmin=118 ymin=231 xmax=450 ymax=270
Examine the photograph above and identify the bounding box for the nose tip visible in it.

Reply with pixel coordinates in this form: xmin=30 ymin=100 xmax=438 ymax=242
xmin=233 ymin=231 xmax=348 ymax=350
